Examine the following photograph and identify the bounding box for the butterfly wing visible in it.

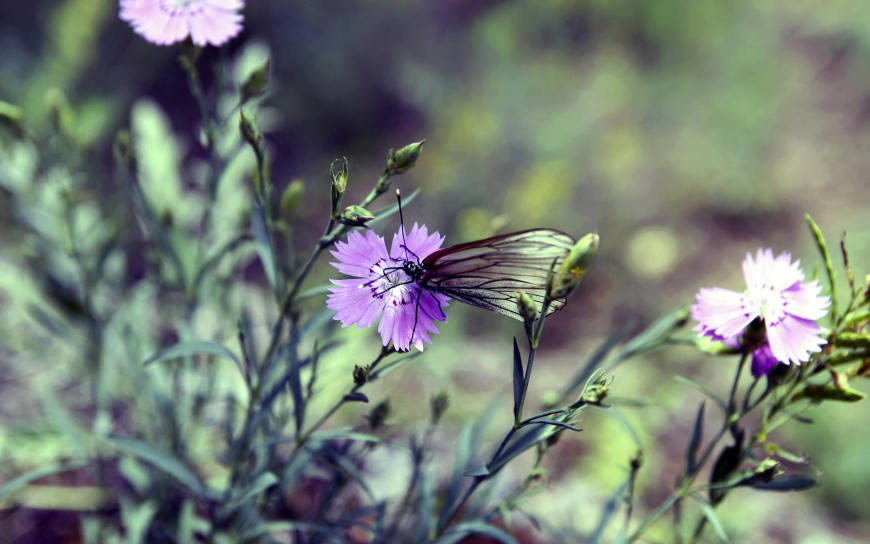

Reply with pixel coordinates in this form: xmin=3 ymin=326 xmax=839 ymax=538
xmin=420 ymin=229 xmax=575 ymax=320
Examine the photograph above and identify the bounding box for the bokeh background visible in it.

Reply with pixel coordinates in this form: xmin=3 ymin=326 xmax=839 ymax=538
xmin=2 ymin=1 xmax=870 ymax=542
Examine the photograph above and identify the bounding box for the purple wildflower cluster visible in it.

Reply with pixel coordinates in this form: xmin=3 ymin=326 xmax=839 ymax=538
xmin=327 ymin=224 xmax=450 ymax=352
xmin=692 ymin=248 xmax=830 ymax=376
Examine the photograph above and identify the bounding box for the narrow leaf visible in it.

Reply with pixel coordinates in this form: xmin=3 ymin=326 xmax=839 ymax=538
xmin=369 ymin=352 xmax=421 ymax=381
xmin=463 ymin=464 xmax=490 ymax=477
xmin=143 ymin=340 xmax=242 ymax=375
xmin=512 ymin=337 xmax=523 ymax=421
xmin=526 ymin=419 xmax=581 ymax=432
xmin=106 ymin=437 xmax=208 ymax=497
xmin=673 ymin=375 xmax=727 ymax=411
xmin=0 ymin=461 xmax=87 ymax=502
xmin=618 ymin=306 xmax=691 ymax=362
xmin=687 ymin=401 xmax=705 ymax=472
xmin=343 ymin=392 xmax=369 ymax=403
xmin=806 ymin=213 xmax=837 ymax=321
xmin=369 ymin=188 xmax=420 ymax=225
xmin=436 ymin=521 xmax=519 ymax=544
xmin=251 ymin=201 xmax=282 ymax=298
xmin=751 ymin=476 xmax=816 ymax=491
xmin=691 ymin=496 xmax=730 ymax=543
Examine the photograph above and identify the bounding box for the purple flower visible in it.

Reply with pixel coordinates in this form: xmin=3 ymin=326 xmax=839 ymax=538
xmin=327 ymin=224 xmax=450 ymax=352
xmin=120 ymin=0 xmax=244 ymax=47
xmin=691 ymin=248 xmax=830 ymax=376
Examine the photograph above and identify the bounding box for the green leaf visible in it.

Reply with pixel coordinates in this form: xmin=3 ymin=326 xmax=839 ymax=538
xmin=691 ymin=496 xmax=730 ymax=543
xmin=436 ymin=521 xmax=519 ymax=544
xmin=751 ymin=476 xmax=815 ymax=491
xmin=512 ymin=337 xmax=523 ymax=421
xmin=120 ymin=499 xmax=158 ymax=544
xmin=105 ymin=437 xmax=209 ymax=497
xmin=143 ymin=340 xmax=243 ymax=375
xmin=368 ymin=188 xmax=420 ymax=225
xmin=806 ymin=213 xmax=838 ymax=321
xmin=0 ymin=461 xmax=87 ymax=503
xmin=618 ymin=306 xmax=690 ymax=362
xmin=369 ymin=352 xmax=421 ymax=381
xmin=221 ymin=471 xmax=278 ymax=516
xmin=687 ymin=401 xmax=705 ymax=472
xmin=832 ymin=333 xmax=870 ymax=349
xmin=343 ymin=392 xmax=369 ymax=403
xmin=673 ymin=375 xmax=727 ymax=411
xmin=252 ymin=201 xmax=283 ymax=299
xmin=438 ymin=424 xmax=474 ymax=530
xmin=296 ymin=284 xmax=331 ymax=301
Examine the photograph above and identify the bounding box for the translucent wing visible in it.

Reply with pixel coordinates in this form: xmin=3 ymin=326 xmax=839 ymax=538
xmin=420 ymin=229 xmax=575 ymax=320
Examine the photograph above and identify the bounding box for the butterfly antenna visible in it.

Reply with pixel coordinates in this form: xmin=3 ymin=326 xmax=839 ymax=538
xmin=396 ymin=189 xmax=410 ymax=261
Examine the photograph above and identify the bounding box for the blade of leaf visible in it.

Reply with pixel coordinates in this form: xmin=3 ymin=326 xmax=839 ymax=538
xmin=617 ymin=306 xmax=690 ymax=363
xmin=251 ymin=201 xmax=282 ymax=299
xmin=368 ymin=188 xmax=420 ymax=225
xmin=673 ymin=375 xmax=727 ymax=411
xmin=0 ymin=461 xmax=88 ymax=502
xmin=143 ymin=340 xmax=243 ymax=377
xmin=687 ymin=401 xmax=705 ymax=473
xmin=105 ymin=437 xmax=209 ymax=497
xmin=436 ymin=521 xmax=519 ymax=544
xmin=750 ymin=477 xmax=815 ymax=491
xmin=512 ymin=337 xmax=523 ymax=422
xmin=806 ymin=213 xmax=837 ymax=322
xmin=690 ymin=496 xmax=730 ymax=543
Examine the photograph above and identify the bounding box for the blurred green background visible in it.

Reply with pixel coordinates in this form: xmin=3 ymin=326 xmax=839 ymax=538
xmin=2 ymin=1 xmax=870 ymax=542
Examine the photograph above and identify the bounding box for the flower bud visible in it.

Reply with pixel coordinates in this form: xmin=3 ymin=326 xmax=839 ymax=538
xmin=384 ymin=140 xmax=425 ymax=178
xmin=239 ymin=109 xmax=262 ymax=151
xmin=578 ymin=374 xmax=610 ymax=406
xmin=340 ymin=205 xmax=375 ymax=226
xmin=516 ymin=291 xmax=538 ymax=324
xmin=741 ymin=317 xmax=767 ymax=353
xmin=280 ymin=179 xmax=305 ymax=217
xmin=430 ymin=390 xmax=449 ymax=424
xmin=241 ymin=58 xmax=270 ymax=103
xmin=330 ymin=157 xmax=348 ymax=218
xmin=549 ymin=233 xmax=599 ymax=299
xmin=353 ymin=364 xmax=370 ymax=386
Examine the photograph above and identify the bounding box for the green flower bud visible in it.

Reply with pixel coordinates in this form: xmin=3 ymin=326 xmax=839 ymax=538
xmin=340 ymin=205 xmax=374 ymax=226
xmin=330 ymin=157 xmax=348 ymax=219
xmin=793 ymin=371 xmax=867 ymax=403
xmin=239 ymin=109 xmax=262 ymax=151
xmin=549 ymin=233 xmax=599 ymax=299
xmin=281 ymin=180 xmax=305 ymax=217
xmin=516 ymin=291 xmax=538 ymax=324
xmin=241 ymin=58 xmax=271 ymax=103
xmin=384 ymin=140 xmax=425 ymax=178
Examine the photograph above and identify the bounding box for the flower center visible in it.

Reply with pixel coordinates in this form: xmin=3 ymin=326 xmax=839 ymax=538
xmin=747 ymin=282 xmax=786 ymax=324
xmin=367 ymin=258 xmax=416 ymax=306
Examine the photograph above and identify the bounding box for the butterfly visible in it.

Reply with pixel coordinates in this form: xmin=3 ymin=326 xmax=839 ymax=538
xmin=395 ymin=227 xmax=576 ymax=322
xmin=327 ymin=191 xmax=578 ymax=350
